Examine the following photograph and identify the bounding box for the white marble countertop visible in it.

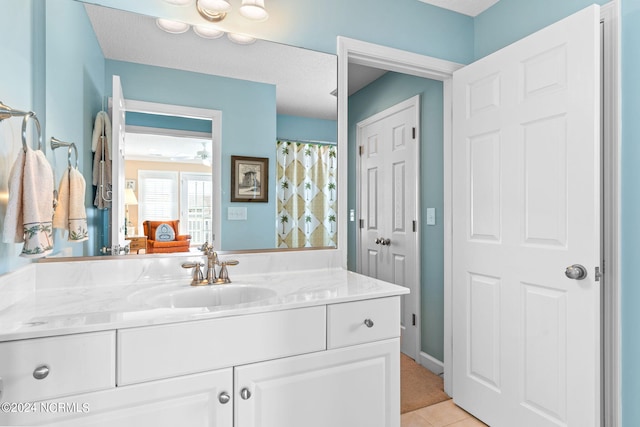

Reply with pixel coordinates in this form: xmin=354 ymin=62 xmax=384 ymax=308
xmin=0 ymin=268 xmax=408 ymax=342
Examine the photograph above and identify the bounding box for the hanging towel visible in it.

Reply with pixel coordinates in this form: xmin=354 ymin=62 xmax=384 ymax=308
xmin=2 ymin=147 xmax=54 ymax=258
xmin=92 ymin=113 xmax=112 ymax=209
xmin=91 ymin=111 xmax=111 ymax=157
xmin=2 ymin=149 xmax=25 ymax=243
xmin=53 ymin=168 xmax=88 ymax=242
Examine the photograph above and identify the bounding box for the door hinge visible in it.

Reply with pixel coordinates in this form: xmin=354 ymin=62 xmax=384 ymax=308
xmin=412 ymin=313 xmax=416 ymax=326
xmin=412 ymin=127 xmax=416 ymax=139
xmin=359 ymin=145 xmax=364 ymax=156
xmin=412 ymin=220 xmax=417 ymax=232
xmin=359 ymin=219 xmax=364 ymax=229
xmin=595 ymin=266 xmax=602 ymax=282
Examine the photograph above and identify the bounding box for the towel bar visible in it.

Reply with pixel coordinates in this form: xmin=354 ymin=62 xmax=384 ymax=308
xmin=51 ymin=137 xmax=79 ymax=169
xmin=0 ymin=101 xmax=43 ymax=152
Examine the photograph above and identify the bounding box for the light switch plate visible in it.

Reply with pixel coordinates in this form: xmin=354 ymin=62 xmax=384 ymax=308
xmin=228 ymin=207 xmax=247 ymax=221
xmin=426 ymin=208 xmax=436 ymax=225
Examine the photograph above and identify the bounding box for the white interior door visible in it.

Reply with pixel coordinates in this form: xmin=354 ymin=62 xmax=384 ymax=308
xmin=357 ymin=96 xmax=420 ymax=360
xmin=452 ymin=5 xmax=601 ymax=427
xmin=111 ymin=75 xmax=126 ymax=251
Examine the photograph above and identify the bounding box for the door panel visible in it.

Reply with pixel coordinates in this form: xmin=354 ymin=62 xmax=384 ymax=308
xmin=452 ymin=5 xmax=601 ymax=427
xmin=358 ymin=96 xmax=420 ymax=359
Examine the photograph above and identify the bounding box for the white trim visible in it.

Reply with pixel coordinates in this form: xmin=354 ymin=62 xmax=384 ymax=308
xmin=601 ymin=2 xmax=621 ymax=426
xmin=118 ymin=99 xmax=222 ymax=249
xmin=338 ymin=36 xmax=462 ymax=389
xmin=419 ymin=351 xmax=445 ymax=376
xmin=355 ymin=95 xmax=422 ymax=361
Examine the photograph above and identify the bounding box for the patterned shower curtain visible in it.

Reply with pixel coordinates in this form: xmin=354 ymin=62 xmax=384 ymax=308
xmin=276 ymin=140 xmax=337 ymax=248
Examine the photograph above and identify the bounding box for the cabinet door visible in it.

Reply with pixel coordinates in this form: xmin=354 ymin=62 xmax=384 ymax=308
xmin=235 ymin=339 xmax=400 ymax=427
xmin=6 ymin=369 xmax=233 ymax=427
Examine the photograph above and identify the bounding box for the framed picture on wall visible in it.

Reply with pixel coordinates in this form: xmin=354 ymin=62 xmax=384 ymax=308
xmin=231 ymin=156 xmax=269 ymax=202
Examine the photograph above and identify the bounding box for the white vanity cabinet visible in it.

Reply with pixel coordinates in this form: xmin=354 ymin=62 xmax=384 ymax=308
xmin=0 ymin=296 xmax=401 ymax=427
xmin=235 ymin=339 xmax=399 ymax=427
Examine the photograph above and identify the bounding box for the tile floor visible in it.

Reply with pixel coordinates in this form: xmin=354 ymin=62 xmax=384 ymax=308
xmin=401 ymin=399 xmax=488 ymax=427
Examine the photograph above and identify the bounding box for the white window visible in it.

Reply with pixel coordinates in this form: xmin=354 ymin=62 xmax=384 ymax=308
xmin=138 ymin=170 xmax=179 ymax=230
xmin=181 ymin=172 xmax=213 ymax=245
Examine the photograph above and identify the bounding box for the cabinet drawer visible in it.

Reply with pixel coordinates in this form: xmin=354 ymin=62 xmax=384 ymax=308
xmin=327 ymin=297 xmax=400 ymax=349
xmin=118 ymin=306 xmax=326 ymax=385
xmin=0 ymin=331 xmax=116 ymax=402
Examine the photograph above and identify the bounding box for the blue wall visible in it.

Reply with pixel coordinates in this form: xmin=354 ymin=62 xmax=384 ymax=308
xmin=277 ymin=114 xmax=337 ymax=144
xmin=348 ymin=72 xmax=444 ymax=361
xmin=621 ymin=1 xmax=640 ymax=425
xmin=85 ymin=0 xmax=474 ymax=63
xmin=0 ymin=0 xmax=41 ymax=275
xmin=474 ymin=0 xmax=610 ymax=59
xmin=105 ymin=59 xmax=277 ymax=250
xmin=46 ymin=0 xmax=105 ymax=257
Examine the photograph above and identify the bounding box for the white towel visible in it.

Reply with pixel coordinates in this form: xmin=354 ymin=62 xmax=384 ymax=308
xmin=2 ymin=147 xmax=54 ymax=258
xmin=2 ymin=149 xmax=25 ymax=243
xmin=92 ymin=112 xmax=112 ymax=210
xmin=53 ymin=167 xmax=88 ymax=242
xmin=91 ymin=111 xmax=111 ymax=157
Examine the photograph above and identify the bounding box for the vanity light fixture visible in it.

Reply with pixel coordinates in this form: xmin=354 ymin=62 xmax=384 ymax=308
xmin=156 ymin=18 xmax=190 ymax=34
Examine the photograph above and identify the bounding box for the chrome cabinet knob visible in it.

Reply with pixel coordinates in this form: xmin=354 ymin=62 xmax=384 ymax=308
xmin=218 ymin=392 xmax=230 ymax=404
xmin=364 ymin=318 xmax=374 ymax=328
xmin=33 ymin=365 xmax=49 ymax=380
xmin=240 ymin=387 xmax=252 ymax=400
xmin=565 ymin=264 xmax=587 ymax=280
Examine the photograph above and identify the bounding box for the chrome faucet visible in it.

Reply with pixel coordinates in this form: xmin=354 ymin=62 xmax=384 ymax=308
xmin=198 ymin=241 xmax=239 ymax=285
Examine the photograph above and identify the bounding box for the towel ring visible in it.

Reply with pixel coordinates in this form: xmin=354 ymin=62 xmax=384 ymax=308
xmin=21 ymin=112 xmax=42 ymax=152
xmin=50 ymin=137 xmax=79 ymax=169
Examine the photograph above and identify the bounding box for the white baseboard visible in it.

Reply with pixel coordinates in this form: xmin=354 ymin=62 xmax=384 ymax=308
xmin=419 ymin=351 xmax=444 ymax=376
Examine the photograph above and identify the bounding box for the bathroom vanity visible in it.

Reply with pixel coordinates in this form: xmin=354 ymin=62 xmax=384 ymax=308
xmin=0 ymin=253 xmax=407 ymax=427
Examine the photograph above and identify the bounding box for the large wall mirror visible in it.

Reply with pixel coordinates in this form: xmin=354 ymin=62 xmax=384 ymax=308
xmin=45 ymin=1 xmax=337 ymax=256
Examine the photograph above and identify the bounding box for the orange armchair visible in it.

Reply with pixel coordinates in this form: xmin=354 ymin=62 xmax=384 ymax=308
xmin=143 ymin=220 xmax=191 ymax=254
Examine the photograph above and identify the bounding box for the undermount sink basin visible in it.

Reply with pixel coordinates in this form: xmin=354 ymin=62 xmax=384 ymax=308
xmin=148 ymin=285 xmax=276 ymax=308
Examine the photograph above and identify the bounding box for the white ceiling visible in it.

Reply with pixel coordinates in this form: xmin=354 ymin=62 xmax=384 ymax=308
xmin=84 ymin=4 xmax=338 ymax=121
xmin=418 ymin=0 xmax=500 ymax=17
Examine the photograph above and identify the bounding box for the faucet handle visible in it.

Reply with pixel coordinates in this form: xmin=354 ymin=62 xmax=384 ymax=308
xmin=182 ymin=261 xmax=206 ymax=286
xmin=217 ymin=260 xmax=239 ymax=283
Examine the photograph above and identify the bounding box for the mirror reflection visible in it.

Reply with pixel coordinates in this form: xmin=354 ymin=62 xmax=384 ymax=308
xmin=46 ymin=1 xmax=337 ymax=256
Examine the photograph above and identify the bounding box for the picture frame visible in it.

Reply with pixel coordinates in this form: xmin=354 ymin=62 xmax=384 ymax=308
xmin=231 ymin=155 xmax=269 ymax=202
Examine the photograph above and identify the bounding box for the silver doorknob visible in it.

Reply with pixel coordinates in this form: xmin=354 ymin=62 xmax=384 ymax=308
xmin=565 ymin=264 xmax=587 ymax=280
xmin=240 ymin=387 xmax=252 ymax=400
xmin=375 ymin=237 xmax=382 ymax=245
xmin=33 ymin=365 xmax=49 ymax=380
xmin=380 ymin=238 xmax=391 ymax=246
xmin=218 ymin=392 xmax=230 ymax=404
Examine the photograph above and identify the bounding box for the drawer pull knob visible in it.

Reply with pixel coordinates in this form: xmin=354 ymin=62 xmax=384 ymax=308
xmin=218 ymin=392 xmax=231 ymax=404
xmin=364 ymin=318 xmax=374 ymax=328
xmin=33 ymin=365 xmax=49 ymax=380
xmin=240 ymin=387 xmax=252 ymax=400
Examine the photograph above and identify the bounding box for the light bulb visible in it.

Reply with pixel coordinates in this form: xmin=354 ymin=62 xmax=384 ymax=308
xmin=227 ymin=33 xmax=256 ymax=45
xmin=156 ymin=18 xmax=190 ymax=34
xmin=239 ymin=0 xmax=268 ymax=21
xmin=198 ymin=0 xmax=231 ymax=12
xmin=193 ymin=25 xmax=225 ymax=39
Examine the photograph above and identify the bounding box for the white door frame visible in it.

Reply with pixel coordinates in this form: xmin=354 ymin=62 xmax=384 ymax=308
xmin=337 ymin=1 xmax=620 ymax=416
xmin=119 ymin=99 xmax=222 ymax=249
xmin=355 ymin=94 xmax=421 ymax=360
